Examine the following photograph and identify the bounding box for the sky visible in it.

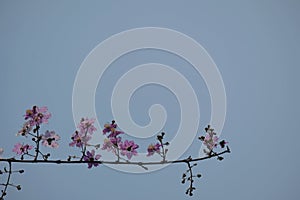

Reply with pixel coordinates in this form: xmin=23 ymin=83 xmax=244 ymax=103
xmin=0 ymin=1 xmax=300 ymax=200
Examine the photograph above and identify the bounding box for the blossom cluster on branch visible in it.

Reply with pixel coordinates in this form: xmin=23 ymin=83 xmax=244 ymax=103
xmin=0 ymin=105 xmax=230 ymax=199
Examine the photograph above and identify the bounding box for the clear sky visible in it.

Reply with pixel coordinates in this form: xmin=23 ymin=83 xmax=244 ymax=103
xmin=0 ymin=1 xmax=299 ymax=200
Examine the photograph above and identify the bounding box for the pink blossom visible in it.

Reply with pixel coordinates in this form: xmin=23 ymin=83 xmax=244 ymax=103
xmin=83 ymin=150 xmax=101 ymax=169
xmin=107 ymin=130 xmax=123 ymax=138
xmin=12 ymin=143 xmax=33 ymax=155
xmin=203 ymin=134 xmax=218 ymax=151
xmin=69 ymin=131 xmax=91 ymax=148
xmin=101 ymin=138 xmax=114 ymax=151
xmin=102 ymin=120 xmax=123 ymax=145
xmin=24 ymin=106 xmax=51 ymax=126
xmin=119 ymin=140 xmax=139 ymax=160
xmin=41 ymin=130 xmax=60 ymax=148
xmin=101 ymin=137 xmax=121 ymax=153
xmin=102 ymin=120 xmax=118 ymax=135
xmin=147 ymin=143 xmax=161 ymax=156
xmin=17 ymin=121 xmax=32 ymax=136
xmin=110 ymin=136 xmax=122 ymax=146
xmin=78 ymin=118 xmax=97 ymax=135
xmin=202 ymin=127 xmax=219 ymax=153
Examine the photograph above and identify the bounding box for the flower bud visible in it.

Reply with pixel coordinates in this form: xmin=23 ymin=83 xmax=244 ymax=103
xmin=16 ymin=185 xmax=21 ymax=190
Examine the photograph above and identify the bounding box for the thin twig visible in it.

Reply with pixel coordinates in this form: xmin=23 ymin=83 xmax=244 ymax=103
xmin=186 ymin=161 xmax=195 ymax=196
xmin=0 ymin=161 xmax=12 ymax=200
xmin=33 ymin=125 xmax=40 ymax=161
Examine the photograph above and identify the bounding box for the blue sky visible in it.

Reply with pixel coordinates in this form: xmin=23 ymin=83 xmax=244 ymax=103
xmin=0 ymin=1 xmax=300 ymax=200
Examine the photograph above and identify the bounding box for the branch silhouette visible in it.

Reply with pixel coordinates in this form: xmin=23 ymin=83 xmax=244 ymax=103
xmin=0 ymin=106 xmax=231 ymax=199
xmin=0 ymin=146 xmax=230 ymax=165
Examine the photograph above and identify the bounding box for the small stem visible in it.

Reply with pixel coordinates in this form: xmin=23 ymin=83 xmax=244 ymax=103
xmin=34 ymin=124 xmax=40 ymax=161
xmin=24 ymin=152 xmax=35 ymax=157
xmin=116 ymin=147 xmax=120 ymax=162
xmin=160 ymin=141 xmax=166 ymax=162
xmin=80 ymin=129 xmax=88 ymax=161
xmin=28 ymin=132 xmax=37 ymax=138
xmin=80 ymin=145 xmax=85 ymax=161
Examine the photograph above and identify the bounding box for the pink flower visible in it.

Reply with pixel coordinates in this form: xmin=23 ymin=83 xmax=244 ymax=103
xmin=69 ymin=131 xmax=91 ymax=148
xmin=41 ymin=130 xmax=60 ymax=148
xmin=24 ymin=106 xmax=51 ymax=126
xmin=107 ymin=130 xmax=123 ymax=139
xmin=110 ymin=136 xmax=122 ymax=146
xmin=203 ymin=134 xmax=218 ymax=151
xmin=101 ymin=137 xmax=122 ymax=153
xmin=17 ymin=121 xmax=32 ymax=136
xmin=84 ymin=150 xmax=101 ymax=169
xmin=102 ymin=120 xmax=119 ymax=135
xmin=78 ymin=118 xmax=97 ymax=135
xmin=201 ymin=127 xmax=219 ymax=153
xmin=102 ymin=120 xmax=123 ymax=142
xmin=147 ymin=143 xmax=161 ymax=156
xmin=119 ymin=140 xmax=139 ymax=160
xmin=101 ymin=138 xmax=114 ymax=151
xmin=12 ymin=143 xmax=33 ymax=155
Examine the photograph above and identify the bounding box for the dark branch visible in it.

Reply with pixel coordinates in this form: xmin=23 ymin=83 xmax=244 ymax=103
xmin=0 ymin=147 xmax=230 ymax=166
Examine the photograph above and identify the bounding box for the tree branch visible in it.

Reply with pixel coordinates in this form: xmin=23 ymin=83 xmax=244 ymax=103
xmin=0 ymin=147 xmax=230 ymax=166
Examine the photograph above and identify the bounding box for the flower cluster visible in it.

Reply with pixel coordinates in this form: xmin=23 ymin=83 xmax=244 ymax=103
xmin=147 ymin=143 xmax=161 ymax=156
xmin=199 ymin=125 xmax=228 ymax=156
xmin=146 ymin=132 xmax=169 ymax=161
xmin=102 ymin=120 xmax=123 ymax=146
xmin=78 ymin=118 xmax=97 ymax=135
xmin=69 ymin=117 xmax=100 ymax=164
xmin=24 ymin=106 xmax=51 ymax=127
xmin=13 ymin=106 xmax=60 ymax=160
xmin=69 ymin=131 xmax=90 ymax=148
xmin=102 ymin=120 xmax=139 ymax=160
xmin=17 ymin=105 xmax=51 ymax=137
xmin=69 ymin=118 xmax=97 ymax=148
xmin=12 ymin=143 xmax=33 ymax=155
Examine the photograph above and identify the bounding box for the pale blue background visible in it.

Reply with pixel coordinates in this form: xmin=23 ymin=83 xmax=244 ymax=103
xmin=1 ymin=1 xmax=300 ymax=200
